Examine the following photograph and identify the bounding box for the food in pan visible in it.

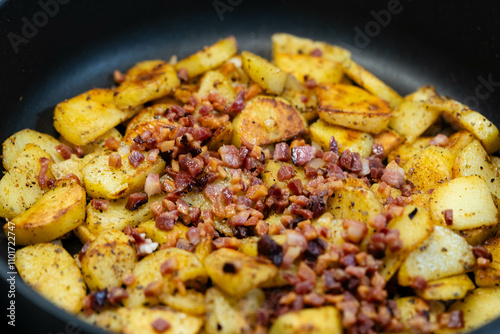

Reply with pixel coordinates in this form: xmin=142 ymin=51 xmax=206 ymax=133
xmin=3 ymin=33 xmax=500 ymax=333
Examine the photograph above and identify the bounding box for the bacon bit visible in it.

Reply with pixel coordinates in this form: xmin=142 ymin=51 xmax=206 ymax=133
xmin=126 ymin=192 xmax=148 ymax=211
xmin=219 ymin=145 xmax=244 ymax=168
xmin=55 ymin=144 xmax=74 ymax=160
xmin=114 ymin=69 xmax=126 ymax=83
xmin=246 ymin=184 xmax=268 ymax=201
xmin=38 ymin=157 xmax=54 ymax=189
xmin=228 ymin=90 xmax=246 ymax=114
xmin=104 ymin=136 xmax=121 ymax=150
xmin=147 ymin=149 xmax=159 ymax=163
xmin=287 ymin=179 xmax=304 ymax=196
xmin=193 ymin=127 xmax=212 ymax=141
xmin=144 ymin=173 xmax=162 ymax=197
xmin=342 ymin=219 xmax=368 ymax=244
xmin=177 ymin=67 xmax=189 ymax=82
xmin=204 ymin=184 xmax=225 ymax=217
xmin=443 ymin=209 xmax=453 ymax=226
xmin=128 ymin=151 xmax=145 ymax=168
xmin=473 ymin=245 xmax=492 ymax=260
xmin=410 ymin=276 xmax=428 ymax=289
xmin=144 ymin=280 xmax=164 ymax=297
xmin=298 ymin=262 xmax=317 ymax=283
xmin=122 ymin=272 xmax=136 ymax=286
xmin=107 ymin=153 xmax=122 ymax=169
xmin=212 ymin=237 xmax=241 ymax=250
xmin=155 ymin=213 xmax=176 ymax=231
xmin=255 ymin=220 xmax=269 ymax=236
xmin=277 ymin=165 xmax=296 ymax=182
xmin=430 ymin=133 xmax=449 ymax=147
xmin=151 ymin=318 xmax=171 ymax=333
xmin=274 ymin=142 xmax=291 ymax=161
xmin=244 ymin=83 xmax=263 ymax=100
xmin=381 ymin=161 xmax=405 ymax=188
xmin=174 ymin=171 xmax=195 ymax=193
xmin=304 ymin=78 xmax=318 ymax=89
xmin=160 ymin=258 xmax=179 ymax=276
xmin=107 ymin=287 xmax=129 ymax=305
xmin=371 ymin=142 xmax=385 ymax=159
xmin=291 ymin=146 xmax=314 ymax=166
xmin=91 ymin=199 xmax=109 ymax=211
xmin=258 ymin=234 xmax=283 ymax=266
xmin=328 ymin=136 xmax=339 ymax=155
xmin=208 ymin=92 xmax=227 ymax=112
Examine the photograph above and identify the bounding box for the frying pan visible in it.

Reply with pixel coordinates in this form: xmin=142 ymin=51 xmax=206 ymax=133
xmin=1 ymin=0 xmax=499 ymax=333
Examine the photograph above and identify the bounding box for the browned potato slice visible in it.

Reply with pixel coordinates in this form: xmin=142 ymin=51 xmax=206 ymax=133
xmin=396 ymin=297 xmax=443 ymax=331
xmin=80 ymin=229 xmax=137 ymax=291
xmin=114 ymin=60 xmax=180 ymax=109
xmin=427 ymin=94 xmax=500 ymax=153
xmin=373 ymin=129 xmax=404 ymax=158
xmin=6 ymin=182 xmax=86 ymax=245
xmin=415 ymin=274 xmax=474 ymax=300
xmin=458 ymin=224 xmax=500 ymax=246
xmin=0 ymin=144 xmax=53 ymax=219
xmin=232 ymin=96 xmax=306 ymax=148
xmin=204 ymin=248 xmax=278 ymax=297
xmin=370 ymin=183 xmax=402 ymax=205
xmin=379 ymin=206 xmax=434 ymax=281
xmin=138 ymin=219 xmax=188 ymax=246
xmin=274 ymin=52 xmax=343 ymax=84
xmin=389 ymin=86 xmax=441 ymax=142
xmin=280 ymin=74 xmax=318 ymax=122
xmin=198 ymin=70 xmax=236 ymax=103
xmin=54 ymin=89 xmax=138 ymax=146
xmin=241 ymin=51 xmax=288 ymax=95
xmin=446 ymin=130 xmax=476 ymax=158
xmin=2 ymin=129 xmax=63 ymax=170
xmin=261 ymin=160 xmax=307 ymax=190
xmin=271 ymin=33 xmax=351 ymax=63
xmin=118 ymin=306 xmax=203 ymax=334
xmin=80 ymin=309 xmax=123 ymax=333
xmin=475 ymin=235 xmax=500 ymax=287
xmin=175 ymin=36 xmax=238 ymax=78
xmin=309 ymin=119 xmax=374 ymax=157
xmin=342 ymin=58 xmax=402 ymax=108
xmin=159 ymin=289 xmax=206 ymax=316
xmin=50 ymin=151 xmax=99 ymax=182
xmin=15 ymin=243 xmax=86 ymax=313
xmin=327 ymin=186 xmax=382 ymax=223
xmin=73 ymin=224 xmax=96 ymax=244
xmin=446 ymin=288 xmax=500 ymax=333
xmin=398 ymin=226 xmax=475 ymax=286
xmin=430 ymin=176 xmax=498 ymax=230
xmin=125 ymin=103 xmax=174 ymax=135
xmin=206 ymin=120 xmax=234 ymax=151
xmin=124 ymin=117 xmax=176 ymax=145
xmin=317 ymin=83 xmax=391 ymax=133
xmin=269 ymin=306 xmax=342 ymax=334
xmin=387 ymin=137 xmax=433 ymax=165
xmin=403 ymin=146 xmax=454 ymax=193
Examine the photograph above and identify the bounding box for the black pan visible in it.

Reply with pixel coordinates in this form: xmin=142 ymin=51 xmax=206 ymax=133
xmin=1 ymin=0 xmax=499 ymax=333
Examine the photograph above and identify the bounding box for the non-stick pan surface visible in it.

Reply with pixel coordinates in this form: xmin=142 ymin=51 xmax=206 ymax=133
xmin=1 ymin=0 xmax=500 ymax=333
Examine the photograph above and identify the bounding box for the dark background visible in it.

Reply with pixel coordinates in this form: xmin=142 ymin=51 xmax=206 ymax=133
xmin=0 ymin=0 xmax=499 ymax=333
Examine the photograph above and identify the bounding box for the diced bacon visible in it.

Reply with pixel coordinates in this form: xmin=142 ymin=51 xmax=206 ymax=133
xmin=91 ymin=199 xmax=109 ymax=211
xmin=228 ymin=90 xmax=246 ymax=114
xmin=430 ymin=134 xmax=449 ymax=147
xmin=277 ymin=165 xmax=296 ymax=181
xmin=126 ymin=192 xmax=148 ymax=211
xmin=291 ymin=146 xmax=314 ymax=166
xmin=371 ymin=142 xmax=385 ymax=159
xmin=177 ymin=67 xmax=189 ymax=82
xmin=274 ymin=142 xmax=290 ymax=161
xmin=309 ymin=48 xmax=323 ymax=57
xmin=38 ymin=157 xmax=54 ymax=189
xmin=144 ymin=173 xmax=162 ymax=196
xmin=193 ymin=127 xmax=212 ymax=141
xmin=219 ymin=145 xmax=244 ymax=168
xmin=381 ymin=161 xmax=404 ymax=188
xmin=55 ymin=144 xmax=74 ymax=160
xmin=128 ymin=151 xmax=145 ymax=168
xmin=109 ymin=153 xmax=122 ymax=168
xmin=444 ymin=209 xmax=453 ymax=226
xmin=104 ymin=136 xmax=121 ymax=150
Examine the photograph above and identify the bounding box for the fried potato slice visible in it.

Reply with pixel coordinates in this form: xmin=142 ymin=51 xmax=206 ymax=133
xmin=415 ymin=274 xmax=475 ymax=300
xmin=204 ymin=248 xmax=278 ymax=297
xmin=0 ymin=144 xmax=53 ymax=219
xmin=2 ymin=129 xmax=63 ymax=170
xmin=241 ymin=51 xmax=288 ymax=95
xmin=206 ymin=120 xmax=234 ymax=151
xmin=280 ymin=74 xmax=318 ymax=122
xmin=6 ymin=182 xmax=86 ymax=245
xmin=15 ymin=243 xmax=86 ymax=313
xmin=430 ymin=175 xmax=498 ymax=230
xmin=79 ymin=309 xmax=123 ymax=333
xmin=82 ymin=151 xmax=165 ymax=199
xmin=387 ymin=137 xmax=433 ymax=165
xmin=114 ymin=60 xmax=180 ymax=109
xmin=269 ymin=306 xmax=342 ymax=334
xmin=232 ymin=96 xmax=306 ymax=148
xmin=475 ymin=235 xmax=500 ymax=287
xmin=327 ymin=186 xmax=382 ymax=223
xmin=54 ymin=89 xmax=138 ymax=146
xmin=342 ymin=58 xmax=402 ymax=108
xmin=309 ymin=119 xmax=374 ymax=157
xmin=427 ymin=94 xmax=500 ymax=153
xmin=271 ymin=33 xmax=351 ymax=63
xmin=398 ymin=226 xmax=475 ymax=286
xmin=80 ymin=229 xmax=137 ymax=291
xmin=198 ymin=70 xmax=236 ymax=103
xmin=175 ymin=36 xmax=238 ymax=78
xmin=274 ymin=52 xmax=343 ymax=84
xmin=373 ymin=129 xmax=404 ymax=158
xmin=317 ymin=83 xmax=391 ymax=133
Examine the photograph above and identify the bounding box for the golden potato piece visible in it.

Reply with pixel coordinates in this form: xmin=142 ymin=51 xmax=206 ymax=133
xmin=373 ymin=129 xmax=404 ymax=158
xmin=73 ymin=224 xmax=95 ymax=244
xmin=114 ymin=60 xmax=180 ymax=109
xmin=309 ymin=119 xmax=374 ymax=157
xmin=204 ymin=248 xmax=278 ymax=297
xmin=415 ymin=274 xmax=475 ymax=300
xmin=427 ymin=94 xmax=500 ymax=154
xmin=261 ymin=160 xmax=307 ymax=190
xmin=327 ymin=186 xmax=382 ymax=223
xmin=0 ymin=144 xmax=53 ymax=219
xmin=119 ymin=306 xmax=203 ymax=334
xmin=6 ymin=182 xmax=86 ymax=245
xmin=281 ymin=74 xmax=318 ymax=122
xmin=398 ymin=226 xmax=475 ymax=286
xmin=271 ymin=33 xmax=351 ymax=63
xmin=446 ymin=130 xmax=476 ymax=158
xmin=475 ymin=235 xmax=500 ymax=287
xmin=54 ymin=88 xmax=137 ymax=146
xmin=317 ymin=83 xmax=391 ymax=133
xmin=175 ymin=36 xmax=238 ymax=78
xmin=274 ymin=52 xmax=343 ymax=84
xmin=232 ymin=96 xmax=306 ymax=148
xmin=458 ymin=224 xmax=500 ymax=246
xmin=15 ymin=243 xmax=86 ymax=313
xmin=206 ymin=121 xmax=234 ymax=151
xmin=269 ymin=306 xmax=342 ymax=334
xmin=138 ymin=219 xmax=188 ymax=246
xmin=80 ymin=309 xmax=123 ymax=333
xmin=241 ymin=51 xmax=288 ymax=95
xmin=50 ymin=151 xmax=99 ymax=183
xmin=342 ymin=58 xmax=402 ymax=108
xmin=80 ymin=229 xmax=137 ymax=291
xmin=2 ymin=129 xmax=63 ymax=170
xmin=198 ymin=70 xmax=236 ymax=103
xmin=82 ymin=151 xmax=165 ymax=199
xmin=387 ymin=137 xmax=432 ymax=165
xmin=430 ymin=176 xmax=498 ymax=231
xmin=159 ymin=289 xmax=206 ymax=316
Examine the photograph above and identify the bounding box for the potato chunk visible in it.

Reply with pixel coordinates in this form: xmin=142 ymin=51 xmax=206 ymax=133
xmin=327 ymin=186 xmax=382 ymax=223
xmin=232 ymin=96 xmax=306 ymax=148
xmin=398 ymin=226 xmax=475 ymax=286
xmin=114 ymin=60 xmax=180 ymax=109
xmin=80 ymin=229 xmax=137 ymax=291
xmin=309 ymin=119 xmax=374 ymax=157
xmin=204 ymin=248 xmax=278 ymax=297
xmin=274 ymin=52 xmax=343 ymax=84
xmin=317 ymin=83 xmax=391 ymax=133
xmin=475 ymin=235 xmax=500 ymax=287
xmin=241 ymin=51 xmax=288 ymax=95
xmin=7 ymin=182 xmax=86 ymax=245
xmin=198 ymin=70 xmax=236 ymax=103
xmin=54 ymin=89 xmax=137 ymax=146
xmin=175 ymin=36 xmax=238 ymax=77
xmin=269 ymin=306 xmax=342 ymax=334
xmin=415 ymin=274 xmax=474 ymax=300
xmin=15 ymin=243 xmax=86 ymax=313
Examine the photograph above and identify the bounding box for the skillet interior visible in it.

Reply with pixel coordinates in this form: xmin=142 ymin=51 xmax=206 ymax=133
xmin=0 ymin=0 xmax=499 ymax=333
